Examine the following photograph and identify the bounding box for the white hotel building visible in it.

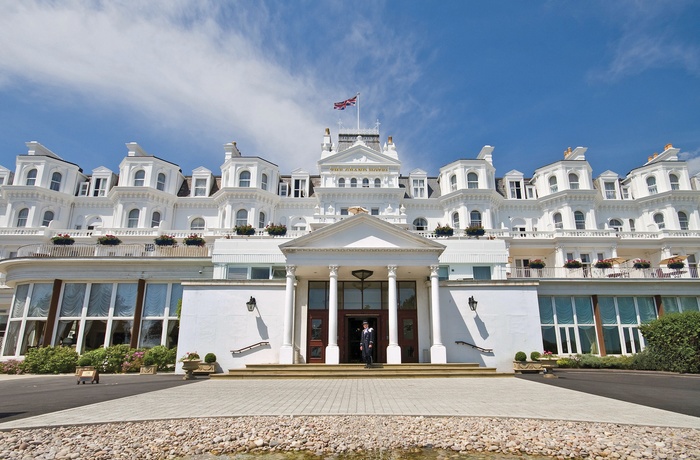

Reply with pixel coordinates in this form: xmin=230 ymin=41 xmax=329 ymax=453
xmin=0 ymin=129 xmax=698 ymax=373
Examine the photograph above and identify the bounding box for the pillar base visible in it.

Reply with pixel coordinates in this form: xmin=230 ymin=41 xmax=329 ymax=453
xmin=279 ymin=345 xmax=294 ymax=364
xmin=386 ymin=345 xmax=402 ymax=364
xmin=430 ymin=344 xmax=447 ymax=364
xmin=325 ymin=345 xmax=339 ymax=364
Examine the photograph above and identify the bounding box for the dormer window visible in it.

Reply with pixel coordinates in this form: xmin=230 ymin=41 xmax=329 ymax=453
xmin=604 ymin=181 xmax=617 ymax=199
xmin=261 ymin=174 xmax=268 ymax=191
xmin=50 ymin=172 xmax=62 ymax=191
xmin=293 ymin=178 xmax=307 ymax=197
xmin=568 ymin=173 xmax=579 ymax=190
xmin=508 ymin=180 xmax=522 ymax=199
xmin=669 ymin=173 xmax=680 ymax=190
xmin=279 ymin=182 xmax=288 ymax=196
xmin=26 ymin=168 xmax=37 ymax=186
xmin=157 ymin=173 xmax=166 ymax=191
xmin=239 ymin=171 xmax=251 ymax=187
xmin=646 ymin=176 xmax=657 ymax=194
xmin=467 ymin=172 xmax=478 ymax=189
xmin=134 ymin=170 xmax=145 ymax=187
xmin=549 ymin=176 xmax=558 ymax=193
xmin=654 ymin=212 xmax=665 ymax=230
xmin=412 ymin=179 xmax=425 ymax=198
xmin=450 ymin=174 xmax=457 ymax=192
xmin=93 ymin=177 xmax=108 ymax=197
xmin=678 ymin=211 xmax=689 ymax=230
xmin=193 ymin=178 xmax=207 ymax=197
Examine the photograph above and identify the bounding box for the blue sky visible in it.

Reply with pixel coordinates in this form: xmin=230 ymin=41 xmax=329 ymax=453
xmin=1 ymin=1 xmax=699 ymax=179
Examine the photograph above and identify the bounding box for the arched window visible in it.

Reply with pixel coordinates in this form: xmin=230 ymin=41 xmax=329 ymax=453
xmin=469 ymin=210 xmax=482 ymax=227
xmin=452 ymin=212 xmax=460 ymax=229
xmin=258 ymin=212 xmax=266 ymax=229
xmin=646 ymin=176 xmax=657 ymax=194
xmin=42 ymin=211 xmax=54 ymax=227
xmin=190 ymin=217 xmax=205 ymax=230
xmin=609 ymin=218 xmax=623 ymax=231
xmin=467 ymin=172 xmax=478 ymax=189
xmin=235 ymin=209 xmax=248 ymax=227
xmin=156 ymin=173 xmax=166 ymax=191
xmin=413 ymin=218 xmax=428 ymax=231
xmin=261 ymin=174 xmax=268 ymax=191
xmin=26 ymin=169 xmax=37 ymax=186
xmin=17 ymin=208 xmax=29 ymax=227
xmin=629 ymin=218 xmax=636 ymax=232
xmin=669 ymin=173 xmax=680 ymax=190
xmin=553 ymin=212 xmax=563 ymax=230
xmin=450 ymin=175 xmax=457 ymax=192
xmin=549 ymin=176 xmax=558 ymax=193
xmin=374 ymin=178 xmax=381 ymax=188
xmin=127 ymin=209 xmax=140 ymax=228
xmin=361 ymin=178 xmax=369 ymax=188
xmin=239 ymin=171 xmax=251 ymax=187
xmin=134 ymin=170 xmax=145 ymax=187
xmin=50 ymin=172 xmax=62 ymax=191
xmin=338 ymin=178 xmax=345 ymax=188
xmin=574 ymin=211 xmax=585 ymax=229
xmin=678 ymin=211 xmax=689 ymax=230
xmin=350 ymin=178 xmax=357 ymax=188
xmin=653 ymin=212 xmax=665 ymax=230
xmin=151 ymin=211 xmax=161 ymax=228
xmin=568 ymin=173 xmax=579 ymax=190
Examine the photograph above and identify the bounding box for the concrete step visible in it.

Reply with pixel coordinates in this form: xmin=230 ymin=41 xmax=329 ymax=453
xmin=211 ymin=363 xmax=510 ymax=379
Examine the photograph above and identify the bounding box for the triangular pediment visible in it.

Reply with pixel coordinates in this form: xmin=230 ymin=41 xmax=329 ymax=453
xmin=280 ymin=214 xmax=444 ymax=263
xmin=318 ymin=143 xmax=400 ymax=168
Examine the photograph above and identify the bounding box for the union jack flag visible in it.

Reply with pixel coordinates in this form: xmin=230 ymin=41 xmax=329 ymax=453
xmin=333 ymin=95 xmax=357 ymax=110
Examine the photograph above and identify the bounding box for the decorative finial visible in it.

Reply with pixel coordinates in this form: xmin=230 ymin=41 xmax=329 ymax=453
xmin=653 ymin=153 xmax=659 ymax=158
xmin=648 ymin=156 xmax=653 ymax=162
xmin=664 ymin=143 xmax=673 ymax=150
xmin=325 ymin=128 xmax=330 ymax=135
xmin=564 ymin=146 xmax=572 ymax=158
xmin=388 ymin=136 xmax=393 ymax=144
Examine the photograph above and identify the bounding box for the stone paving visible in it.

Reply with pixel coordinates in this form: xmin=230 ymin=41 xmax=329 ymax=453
xmin=1 ymin=377 xmax=699 ymax=430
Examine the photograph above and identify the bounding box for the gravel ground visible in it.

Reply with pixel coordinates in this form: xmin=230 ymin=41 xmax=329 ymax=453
xmin=0 ymin=415 xmax=698 ymax=459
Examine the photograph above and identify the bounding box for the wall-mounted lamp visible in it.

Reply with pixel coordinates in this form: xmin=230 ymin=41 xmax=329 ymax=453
xmin=468 ymin=296 xmax=478 ymax=312
xmin=246 ymin=296 xmax=257 ymax=312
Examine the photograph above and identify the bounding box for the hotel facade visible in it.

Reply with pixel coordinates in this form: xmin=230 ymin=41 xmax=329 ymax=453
xmin=1 ymin=129 xmax=698 ymax=373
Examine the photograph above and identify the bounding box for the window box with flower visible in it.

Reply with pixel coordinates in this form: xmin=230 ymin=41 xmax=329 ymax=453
xmin=563 ymin=259 xmax=582 ymax=269
xmin=183 ymin=234 xmax=205 ymax=246
xmin=594 ymin=259 xmax=613 ymax=269
xmin=667 ymin=258 xmax=685 ymax=270
xmin=154 ymin=234 xmax=176 ymax=246
xmin=51 ymin=234 xmax=75 ymax=245
xmin=465 ymin=225 xmax=485 ymax=238
xmin=434 ymin=224 xmax=453 ymax=237
xmin=97 ymin=234 xmax=122 ymax=246
xmin=529 ymin=259 xmax=546 ymax=270
xmin=265 ymin=224 xmax=287 ymax=236
xmin=632 ymin=259 xmax=651 ymax=269
xmin=234 ymin=224 xmax=255 ymax=236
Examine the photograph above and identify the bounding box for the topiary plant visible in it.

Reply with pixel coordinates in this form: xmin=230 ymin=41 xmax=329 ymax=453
xmin=204 ymin=352 xmax=217 ymax=364
xmin=530 ymin=351 xmax=541 ymax=361
xmin=514 ymin=351 xmax=527 ymax=362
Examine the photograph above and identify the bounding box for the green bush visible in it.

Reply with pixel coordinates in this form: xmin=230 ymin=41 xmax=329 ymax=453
xmin=77 ymin=354 xmax=93 ymax=366
xmin=103 ymin=344 xmax=132 ymax=373
xmin=630 ymin=349 xmax=665 ymax=371
xmin=639 ymin=311 xmax=700 ymax=373
xmin=514 ymin=351 xmax=527 ymax=362
xmin=204 ymin=352 xmax=217 ymax=364
xmin=145 ymin=346 xmax=177 ymax=371
xmin=530 ymin=351 xmax=541 ymax=361
xmin=20 ymin=346 xmax=79 ymax=374
xmin=79 ymin=348 xmax=107 ymax=371
xmin=555 ymin=356 xmax=580 ymax=368
xmin=0 ymin=359 xmax=24 ymax=374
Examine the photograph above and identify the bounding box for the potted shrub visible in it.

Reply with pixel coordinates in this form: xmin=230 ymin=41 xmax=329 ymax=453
xmin=529 ymin=259 xmax=545 ymax=269
xmin=563 ymin=259 xmax=582 ymax=269
xmin=179 ymin=352 xmax=201 ymax=380
xmin=155 ymin=234 xmax=176 ymax=246
xmin=265 ymin=224 xmax=287 ymax=236
xmin=594 ymin=258 xmax=613 ymax=269
xmin=196 ymin=352 xmax=217 ymax=374
xmin=667 ymin=258 xmax=685 ymax=270
xmin=140 ymin=353 xmax=158 ymax=375
xmin=633 ymin=259 xmax=651 ymax=269
xmin=183 ymin=234 xmax=205 ymax=247
xmin=234 ymin=224 xmax=255 ymax=236
xmin=434 ymin=224 xmax=453 ymax=237
xmin=513 ymin=350 xmax=542 ymax=373
xmin=51 ymin=234 xmax=75 ymax=245
xmin=530 ymin=351 xmax=541 ymax=361
xmin=97 ymin=234 xmax=122 ymax=246
xmin=465 ymin=225 xmax=485 ymax=238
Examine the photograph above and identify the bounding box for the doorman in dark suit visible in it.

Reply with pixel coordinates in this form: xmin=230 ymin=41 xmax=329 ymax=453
xmin=360 ymin=320 xmax=374 ymax=368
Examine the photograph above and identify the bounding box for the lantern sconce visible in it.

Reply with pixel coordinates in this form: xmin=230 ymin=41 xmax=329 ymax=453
xmin=246 ymin=296 xmax=257 ymax=312
xmin=468 ymin=296 xmax=478 ymax=312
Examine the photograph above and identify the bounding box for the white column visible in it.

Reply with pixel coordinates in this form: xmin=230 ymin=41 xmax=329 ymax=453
xmin=279 ymin=265 xmax=296 ymax=364
xmin=325 ymin=265 xmax=340 ymax=364
xmin=429 ymin=264 xmax=446 ymax=363
xmin=386 ymin=265 xmax=401 ymax=363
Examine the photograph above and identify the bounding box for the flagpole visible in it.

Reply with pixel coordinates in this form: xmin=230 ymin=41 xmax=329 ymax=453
xmin=356 ymin=92 xmax=360 ymax=130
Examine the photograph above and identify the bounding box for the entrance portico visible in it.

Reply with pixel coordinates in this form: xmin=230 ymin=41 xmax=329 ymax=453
xmin=279 ymin=214 xmax=446 ymax=365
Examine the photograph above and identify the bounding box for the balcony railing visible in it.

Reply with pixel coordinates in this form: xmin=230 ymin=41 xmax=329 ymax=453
xmin=509 ymin=267 xmax=698 ymax=280
xmin=15 ymin=244 xmax=213 ymax=258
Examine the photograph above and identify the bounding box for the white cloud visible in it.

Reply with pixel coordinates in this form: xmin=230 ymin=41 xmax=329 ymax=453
xmin=679 ymin=148 xmax=700 ymax=176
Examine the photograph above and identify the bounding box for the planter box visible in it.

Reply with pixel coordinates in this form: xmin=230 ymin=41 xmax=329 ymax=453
xmin=195 ymin=362 xmax=217 ymax=374
xmin=513 ymin=361 xmax=543 ymax=374
xmin=75 ymin=365 xmax=95 ymax=376
xmin=140 ymin=365 xmax=157 ymax=375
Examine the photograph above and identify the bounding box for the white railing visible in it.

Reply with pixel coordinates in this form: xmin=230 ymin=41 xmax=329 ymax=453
xmin=15 ymin=244 xmax=213 ymax=258
xmin=510 ymin=267 xmax=698 ymax=280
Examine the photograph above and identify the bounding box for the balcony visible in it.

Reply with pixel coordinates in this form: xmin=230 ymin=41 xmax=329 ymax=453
xmin=15 ymin=244 xmax=213 ymax=259
xmin=509 ymin=267 xmax=698 ymax=280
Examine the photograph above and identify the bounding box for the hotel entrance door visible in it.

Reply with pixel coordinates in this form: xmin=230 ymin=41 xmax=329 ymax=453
xmin=344 ymin=316 xmax=381 ymax=364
